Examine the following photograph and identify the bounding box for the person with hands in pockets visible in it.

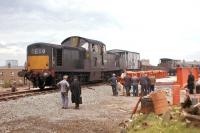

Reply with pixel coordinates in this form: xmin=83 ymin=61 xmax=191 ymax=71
xmin=57 ymin=75 xmax=70 ymax=109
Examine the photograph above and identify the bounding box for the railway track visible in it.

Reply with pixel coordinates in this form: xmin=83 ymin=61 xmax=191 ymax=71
xmin=0 ymin=82 xmax=107 ymax=102
xmin=0 ymin=88 xmax=58 ymax=102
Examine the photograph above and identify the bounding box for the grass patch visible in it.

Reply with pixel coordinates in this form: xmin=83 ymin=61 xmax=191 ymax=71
xmin=128 ymin=107 xmax=200 ymax=133
xmin=2 ymin=80 xmax=11 ymax=88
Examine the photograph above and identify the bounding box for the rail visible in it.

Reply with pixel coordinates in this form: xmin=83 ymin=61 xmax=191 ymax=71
xmin=0 ymin=88 xmax=58 ymax=102
xmin=0 ymin=82 xmax=106 ymax=102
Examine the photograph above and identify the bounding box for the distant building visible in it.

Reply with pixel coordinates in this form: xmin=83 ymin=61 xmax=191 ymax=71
xmin=6 ymin=60 xmax=18 ymax=68
xmin=158 ymin=58 xmax=181 ymax=68
xmin=140 ymin=59 xmax=151 ymax=66
xmin=158 ymin=58 xmax=181 ymax=75
xmin=140 ymin=59 xmax=156 ymax=70
xmin=158 ymin=58 xmax=200 ymax=68
xmin=182 ymin=60 xmax=200 ymax=67
xmin=0 ymin=66 xmax=24 ymax=86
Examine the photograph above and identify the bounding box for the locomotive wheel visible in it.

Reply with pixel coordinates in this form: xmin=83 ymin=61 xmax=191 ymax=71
xmin=38 ymin=80 xmax=45 ymax=90
xmin=39 ymin=84 xmax=45 ymax=90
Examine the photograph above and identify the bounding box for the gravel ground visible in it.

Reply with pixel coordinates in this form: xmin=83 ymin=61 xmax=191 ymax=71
xmin=0 ymin=85 xmax=137 ymax=133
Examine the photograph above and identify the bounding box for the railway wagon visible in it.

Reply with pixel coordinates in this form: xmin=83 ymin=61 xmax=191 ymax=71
xmin=23 ymin=36 xmax=140 ymax=89
xmin=107 ymin=49 xmax=140 ymax=70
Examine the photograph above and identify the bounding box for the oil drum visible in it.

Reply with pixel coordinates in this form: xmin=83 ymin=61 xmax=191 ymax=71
xmin=196 ymin=85 xmax=200 ymax=94
xmin=150 ymin=91 xmax=169 ymax=115
xmin=140 ymin=96 xmax=154 ymax=114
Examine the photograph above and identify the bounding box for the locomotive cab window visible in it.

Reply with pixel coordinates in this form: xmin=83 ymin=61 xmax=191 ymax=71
xmin=94 ymin=57 xmax=97 ymax=66
xmin=92 ymin=44 xmax=95 ymax=52
xmin=92 ymin=44 xmax=99 ymax=53
xmin=81 ymin=42 xmax=89 ymax=51
xmin=101 ymin=46 xmax=106 ymax=54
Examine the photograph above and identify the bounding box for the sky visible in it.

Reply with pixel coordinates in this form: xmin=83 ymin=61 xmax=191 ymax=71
xmin=0 ymin=0 xmax=200 ymax=66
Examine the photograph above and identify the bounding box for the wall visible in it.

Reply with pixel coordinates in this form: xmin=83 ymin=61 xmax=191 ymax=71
xmin=0 ymin=67 xmax=24 ymax=86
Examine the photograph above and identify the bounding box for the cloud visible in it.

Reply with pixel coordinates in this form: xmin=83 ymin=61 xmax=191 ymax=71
xmin=0 ymin=0 xmax=200 ymax=66
xmin=0 ymin=43 xmax=8 ymax=48
xmin=0 ymin=42 xmax=27 ymax=66
xmin=0 ymin=0 xmax=118 ymax=42
xmin=0 ymin=0 xmax=122 ymax=66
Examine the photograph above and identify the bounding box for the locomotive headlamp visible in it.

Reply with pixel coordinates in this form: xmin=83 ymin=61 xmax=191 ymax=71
xmin=43 ymin=72 xmax=49 ymax=77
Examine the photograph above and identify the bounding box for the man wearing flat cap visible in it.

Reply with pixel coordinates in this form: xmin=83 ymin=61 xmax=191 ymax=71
xmin=57 ymin=75 xmax=70 ymax=109
xmin=108 ymin=73 xmax=118 ymax=96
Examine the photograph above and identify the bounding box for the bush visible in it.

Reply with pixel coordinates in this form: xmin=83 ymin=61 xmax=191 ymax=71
xmin=128 ymin=112 xmax=200 ymax=133
xmin=2 ymin=80 xmax=11 ymax=88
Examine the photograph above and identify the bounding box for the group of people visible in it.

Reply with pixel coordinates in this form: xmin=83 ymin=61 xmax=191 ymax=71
xmin=109 ymin=72 xmax=156 ymax=97
xmin=57 ymin=75 xmax=82 ymax=109
xmin=138 ymin=73 xmax=156 ymax=96
xmin=109 ymin=70 xmax=197 ymax=96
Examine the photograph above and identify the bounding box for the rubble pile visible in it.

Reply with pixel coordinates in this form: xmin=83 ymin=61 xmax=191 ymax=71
xmin=127 ymin=107 xmax=199 ymax=133
xmin=125 ymin=88 xmax=200 ymax=133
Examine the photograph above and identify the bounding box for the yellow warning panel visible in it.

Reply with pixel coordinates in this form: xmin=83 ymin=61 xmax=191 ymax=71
xmin=27 ymin=55 xmax=49 ymax=71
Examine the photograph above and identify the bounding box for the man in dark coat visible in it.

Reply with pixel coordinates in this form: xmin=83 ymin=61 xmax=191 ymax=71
xmin=131 ymin=76 xmax=139 ymax=96
xmin=71 ymin=76 xmax=82 ymax=109
xmin=124 ymin=74 xmax=131 ymax=96
xmin=108 ymin=73 xmax=118 ymax=96
xmin=187 ymin=71 xmax=195 ymax=94
xmin=139 ymin=74 xmax=148 ymax=96
xmin=145 ymin=74 xmax=151 ymax=94
xmin=149 ymin=75 xmax=156 ymax=92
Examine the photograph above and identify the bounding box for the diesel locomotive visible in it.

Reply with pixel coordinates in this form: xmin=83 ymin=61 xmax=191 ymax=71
xmin=22 ymin=36 xmax=140 ymax=89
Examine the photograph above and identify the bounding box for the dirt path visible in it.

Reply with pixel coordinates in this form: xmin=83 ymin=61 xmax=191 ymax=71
xmin=0 ymin=85 xmax=137 ymax=133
